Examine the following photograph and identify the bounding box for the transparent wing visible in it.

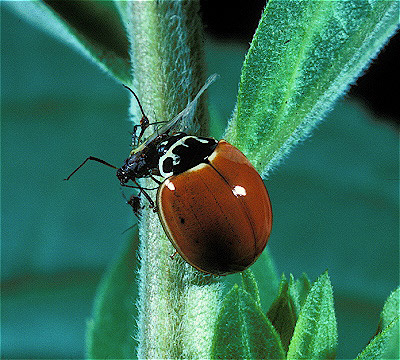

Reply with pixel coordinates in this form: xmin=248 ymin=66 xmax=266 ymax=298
xmin=164 ymin=73 xmax=218 ymax=134
xmin=134 ymin=74 xmax=218 ymax=153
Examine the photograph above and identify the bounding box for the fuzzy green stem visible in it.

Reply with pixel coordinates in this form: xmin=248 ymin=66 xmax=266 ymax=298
xmin=126 ymin=2 xmax=221 ymax=358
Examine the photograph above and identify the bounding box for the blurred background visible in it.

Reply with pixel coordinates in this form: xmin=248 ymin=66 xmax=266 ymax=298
xmin=1 ymin=1 xmax=399 ymax=358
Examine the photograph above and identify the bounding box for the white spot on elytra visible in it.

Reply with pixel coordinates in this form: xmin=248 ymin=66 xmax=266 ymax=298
xmin=232 ymin=185 xmax=246 ymax=197
xmin=165 ymin=179 xmax=175 ymax=191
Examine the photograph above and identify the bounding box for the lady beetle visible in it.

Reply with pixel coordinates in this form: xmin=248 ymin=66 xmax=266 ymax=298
xmin=65 ymin=75 xmax=272 ymax=275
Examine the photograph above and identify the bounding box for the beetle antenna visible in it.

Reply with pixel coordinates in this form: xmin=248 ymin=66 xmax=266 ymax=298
xmin=64 ymin=156 xmax=117 ymax=181
xmin=122 ymin=84 xmax=148 ymax=120
xmin=121 ymin=223 xmax=138 ymax=235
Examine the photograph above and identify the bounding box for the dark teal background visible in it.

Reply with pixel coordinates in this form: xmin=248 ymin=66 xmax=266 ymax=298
xmin=2 ymin=5 xmax=398 ymax=359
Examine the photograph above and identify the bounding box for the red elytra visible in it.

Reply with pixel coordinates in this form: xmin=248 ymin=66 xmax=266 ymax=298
xmin=157 ymin=140 xmax=272 ymax=275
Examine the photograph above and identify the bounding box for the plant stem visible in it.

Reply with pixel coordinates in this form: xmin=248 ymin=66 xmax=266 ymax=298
xmin=126 ymin=2 xmax=221 ymax=358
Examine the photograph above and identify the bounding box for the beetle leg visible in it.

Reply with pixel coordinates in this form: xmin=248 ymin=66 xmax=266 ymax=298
xmin=134 ymin=121 xmax=169 ymax=146
xmin=135 ymin=118 xmax=149 ymax=145
xmin=121 ymin=183 xmax=158 ymax=191
xmin=133 ymin=180 xmax=155 ymax=208
xmin=131 ymin=123 xmax=142 ymax=146
xmin=170 ymin=250 xmax=178 ymax=260
xmin=120 ymin=183 xmax=155 ymax=208
xmin=150 ymin=175 xmax=162 ymax=185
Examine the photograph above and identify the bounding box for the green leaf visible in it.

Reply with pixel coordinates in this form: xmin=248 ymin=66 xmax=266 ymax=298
xmin=250 ymin=248 xmax=280 ymax=311
xmin=267 ymin=274 xmax=297 ymax=352
xmin=226 ymin=0 xmax=399 ymax=177
xmin=355 ymin=317 xmax=399 ymax=360
xmin=377 ymin=287 xmax=400 ymax=333
xmin=287 ymin=271 xmax=337 ymax=359
xmin=221 ymin=248 xmax=280 ymax=313
xmin=5 ymin=0 xmax=131 ymax=83
xmin=296 ymin=273 xmax=312 ymax=309
xmin=265 ymin=273 xmax=312 ymax=352
xmin=212 ymin=285 xmax=285 ymax=360
xmin=358 ymin=287 xmax=400 ymax=359
xmin=288 ymin=273 xmax=312 ymax=317
xmin=241 ymin=269 xmax=262 ymax=308
xmin=86 ymin=232 xmax=139 ymax=359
